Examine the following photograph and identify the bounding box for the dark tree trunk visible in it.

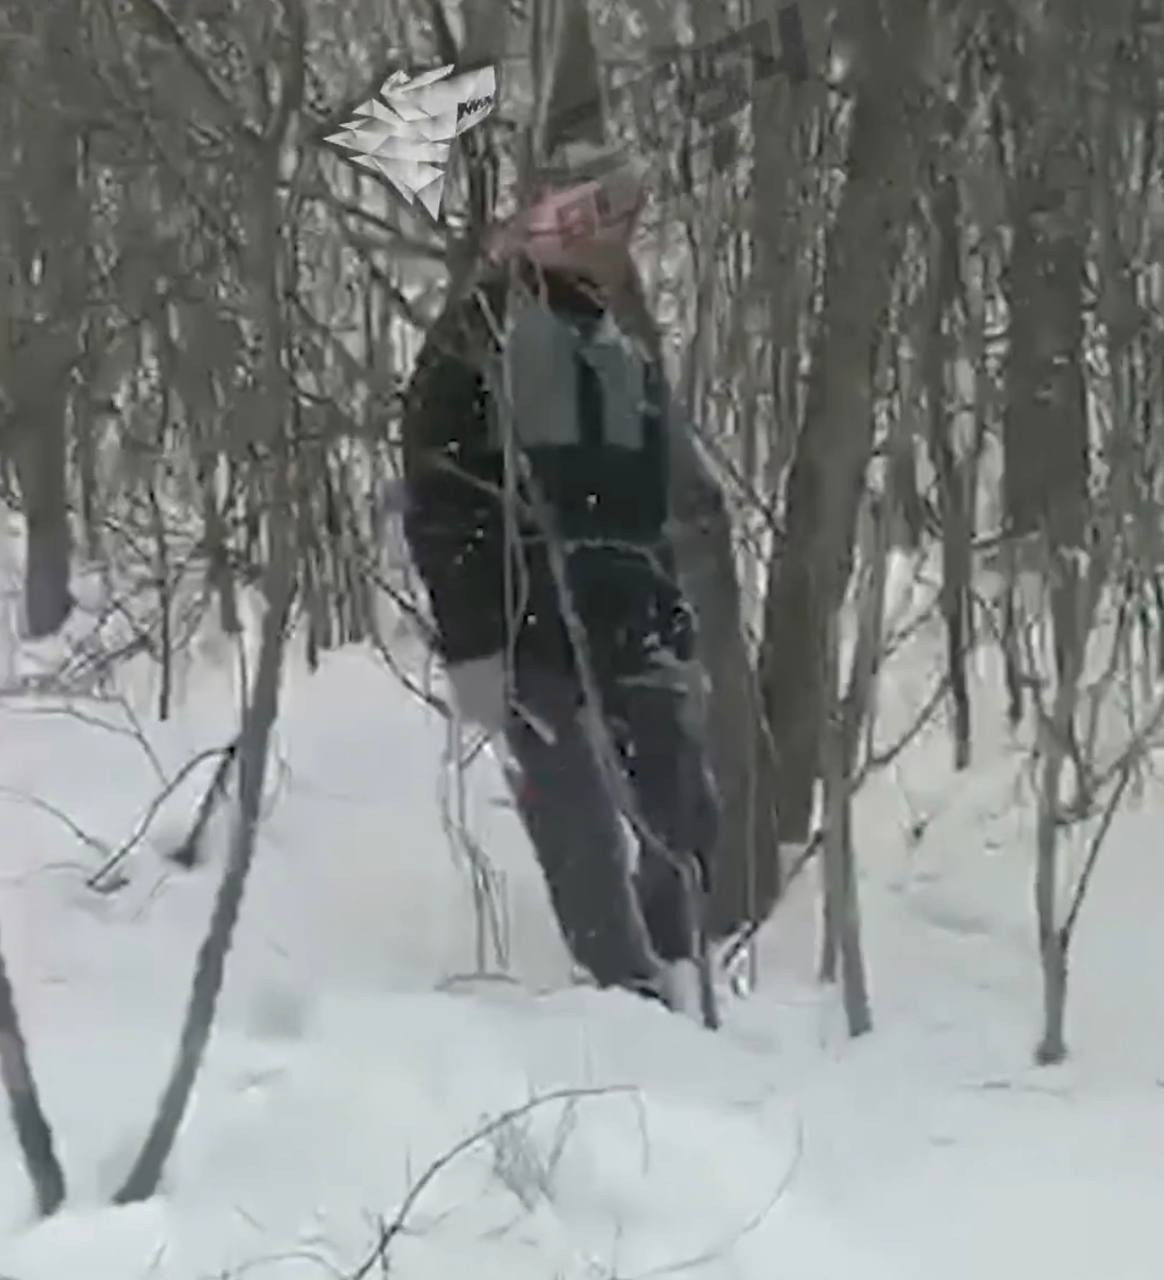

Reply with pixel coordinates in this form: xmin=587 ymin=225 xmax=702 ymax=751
xmin=668 ymin=412 xmax=783 ymax=937
xmin=1003 ymin=207 xmax=1089 ymax=556
xmin=4 ymin=7 xmax=85 ymax=640
xmin=0 ymin=921 xmax=67 ymax=1216
xmin=758 ymin=0 xmax=929 ymax=844
xmin=926 ymin=170 xmax=973 ymax=769
xmin=12 ymin=397 xmax=73 ymax=640
xmin=616 ymin=266 xmax=783 ymax=939
xmin=995 ymin=8 xmax=1091 ymax=1065
xmin=997 ymin=6 xmax=1089 ymax=578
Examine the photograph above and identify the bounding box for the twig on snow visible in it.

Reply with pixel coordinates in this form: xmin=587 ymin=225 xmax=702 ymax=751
xmin=0 ymin=786 xmax=110 ymax=860
xmin=347 ymin=1086 xmax=640 ymax=1279
xmin=87 ymin=742 xmax=238 ymax=889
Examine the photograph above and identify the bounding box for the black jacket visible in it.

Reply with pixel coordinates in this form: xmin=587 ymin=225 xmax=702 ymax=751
xmin=401 ymin=265 xmax=692 ymax=678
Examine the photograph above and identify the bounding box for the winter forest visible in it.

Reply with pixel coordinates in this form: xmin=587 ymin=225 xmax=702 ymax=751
xmin=2 ymin=0 xmax=1163 ymax=1275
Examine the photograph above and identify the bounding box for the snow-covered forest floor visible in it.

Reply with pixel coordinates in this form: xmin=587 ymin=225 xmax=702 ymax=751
xmin=1 ymin=516 xmax=1162 ymax=1280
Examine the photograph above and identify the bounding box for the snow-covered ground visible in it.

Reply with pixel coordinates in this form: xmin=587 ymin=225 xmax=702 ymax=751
xmin=1 ymin=542 xmax=1163 ymax=1278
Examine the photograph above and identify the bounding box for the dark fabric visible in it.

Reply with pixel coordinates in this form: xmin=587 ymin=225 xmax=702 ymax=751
xmin=604 ymin=674 xmax=718 ymax=962
xmin=402 ymin=263 xmax=719 ymax=997
xmin=401 ymin=266 xmax=682 ymax=668
xmin=400 ymin=309 xmax=506 ymax=663
xmin=504 ymin=664 xmax=660 ymax=989
xmin=504 ymin=658 xmax=718 ymax=982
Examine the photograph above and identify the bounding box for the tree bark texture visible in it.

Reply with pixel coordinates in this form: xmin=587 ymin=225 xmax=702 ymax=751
xmin=758 ymin=0 xmax=930 ymax=845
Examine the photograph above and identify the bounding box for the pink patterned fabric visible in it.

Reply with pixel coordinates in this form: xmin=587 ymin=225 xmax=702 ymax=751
xmin=488 ymin=159 xmax=647 ymax=273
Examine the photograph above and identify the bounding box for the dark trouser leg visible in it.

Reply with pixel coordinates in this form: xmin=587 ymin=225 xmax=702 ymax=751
xmin=503 ymin=665 xmax=662 ymax=991
xmin=610 ymin=673 xmax=720 ymax=963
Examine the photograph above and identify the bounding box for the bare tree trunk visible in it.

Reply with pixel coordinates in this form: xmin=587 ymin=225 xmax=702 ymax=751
xmin=817 ymin=487 xmax=884 ymax=1033
xmin=996 ymin=19 xmax=1091 ymax=1063
xmin=889 ymin=430 xmax=924 ymax=550
xmin=201 ymin=465 xmax=241 ymax=636
xmin=926 ymin=169 xmax=973 ymax=768
xmin=114 ymin=533 xmax=294 ymax=1203
xmin=1028 ymin=552 xmax=1103 ymax=1067
xmin=997 ymin=14 xmax=1090 ymax=654
xmin=1003 ymin=195 xmax=1089 ymax=550
xmin=1011 ymin=134 xmax=1093 ymax=1073
xmin=74 ymin=124 xmax=103 ymax=565
xmin=819 ymin=611 xmax=873 ymax=1031
xmin=149 ymin=481 xmax=173 ymax=722
xmin=168 ymin=737 xmax=240 ymax=871
xmin=4 ymin=7 xmax=85 ymax=640
xmin=116 ymin=113 xmax=298 ymax=1195
xmin=676 ymin=424 xmax=783 ymax=939
xmin=818 ymin=600 xmax=840 ymax=985
xmin=618 ymin=270 xmax=782 ymax=940
xmin=0 ymin=919 xmax=66 ymax=1216
xmin=11 ymin=395 xmax=73 ymax=640
xmin=1034 ymin=754 xmax=1068 ymax=1065
xmin=74 ymin=330 xmax=103 ymax=564
xmin=1001 ymin=559 xmax=1025 ymax=727
xmin=758 ymin=0 xmax=929 ymax=845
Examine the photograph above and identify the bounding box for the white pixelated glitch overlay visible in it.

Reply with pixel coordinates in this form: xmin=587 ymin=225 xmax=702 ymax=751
xmin=325 ymin=64 xmax=497 ymax=219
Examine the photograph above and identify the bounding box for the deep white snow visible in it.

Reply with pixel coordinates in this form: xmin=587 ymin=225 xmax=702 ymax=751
xmin=1 ymin=522 xmax=1162 ymax=1279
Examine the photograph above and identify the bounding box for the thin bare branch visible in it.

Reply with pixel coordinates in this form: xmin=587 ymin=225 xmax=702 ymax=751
xmin=86 ymin=742 xmax=237 ymax=890
xmin=1061 ymin=764 xmax=1132 ymax=948
xmin=347 ymin=1086 xmax=640 ymax=1280
xmin=0 ymin=785 xmax=110 ymax=859
xmin=266 ymin=0 xmax=307 ymax=149
xmin=619 ymin=1119 xmax=804 ymax=1280
xmin=122 ymin=0 xmax=262 ymax=148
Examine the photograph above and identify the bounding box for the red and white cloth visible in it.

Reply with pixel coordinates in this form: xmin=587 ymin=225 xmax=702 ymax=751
xmin=487 ymin=146 xmax=648 ymax=279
